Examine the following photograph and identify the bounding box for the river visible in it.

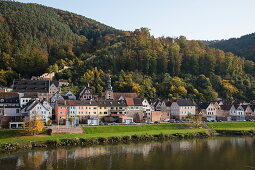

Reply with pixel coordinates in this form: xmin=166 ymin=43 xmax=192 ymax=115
xmin=0 ymin=137 xmax=255 ymax=170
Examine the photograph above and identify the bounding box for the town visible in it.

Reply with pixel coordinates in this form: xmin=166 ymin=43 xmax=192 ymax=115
xmin=0 ymin=75 xmax=254 ymax=129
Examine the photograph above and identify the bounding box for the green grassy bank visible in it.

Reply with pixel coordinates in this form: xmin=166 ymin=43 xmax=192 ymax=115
xmin=206 ymin=122 xmax=255 ymax=130
xmin=1 ymin=122 xmax=255 ymax=151
xmin=0 ymin=124 xmax=203 ymax=145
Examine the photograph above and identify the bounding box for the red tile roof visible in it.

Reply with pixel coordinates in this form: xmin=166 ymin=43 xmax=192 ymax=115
xmin=125 ymin=97 xmax=134 ymax=106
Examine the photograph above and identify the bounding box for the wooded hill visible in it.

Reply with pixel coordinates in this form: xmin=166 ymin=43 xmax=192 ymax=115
xmin=209 ymin=33 xmax=255 ymax=62
xmin=1 ymin=1 xmax=255 ymax=102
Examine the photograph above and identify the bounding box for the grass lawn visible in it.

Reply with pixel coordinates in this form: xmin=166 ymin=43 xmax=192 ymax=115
xmin=207 ymin=122 xmax=255 ymax=130
xmin=0 ymin=124 xmax=205 ymax=145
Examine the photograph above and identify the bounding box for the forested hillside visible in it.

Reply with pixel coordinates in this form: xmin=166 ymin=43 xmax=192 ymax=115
xmin=209 ymin=33 xmax=255 ymax=62
xmin=1 ymin=1 xmax=255 ymax=102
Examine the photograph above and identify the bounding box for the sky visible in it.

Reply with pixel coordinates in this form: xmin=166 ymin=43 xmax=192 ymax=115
xmin=16 ymin=0 xmax=255 ymax=40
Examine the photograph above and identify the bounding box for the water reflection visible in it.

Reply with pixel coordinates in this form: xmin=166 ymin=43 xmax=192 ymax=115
xmin=1 ymin=137 xmax=255 ymax=170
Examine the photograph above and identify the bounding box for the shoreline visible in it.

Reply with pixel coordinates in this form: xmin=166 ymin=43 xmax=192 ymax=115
xmin=1 ymin=129 xmax=255 ymax=152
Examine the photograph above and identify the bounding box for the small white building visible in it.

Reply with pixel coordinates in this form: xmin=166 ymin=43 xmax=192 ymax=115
xmin=199 ymin=102 xmax=219 ymax=121
xmin=229 ymin=104 xmax=245 ymax=121
xmin=170 ymin=99 xmax=196 ymax=120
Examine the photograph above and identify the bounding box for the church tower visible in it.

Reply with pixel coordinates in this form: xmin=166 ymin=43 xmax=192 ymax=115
xmin=105 ymin=75 xmax=113 ymax=100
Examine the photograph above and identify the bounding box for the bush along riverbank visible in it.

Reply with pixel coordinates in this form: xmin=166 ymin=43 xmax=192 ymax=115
xmin=0 ymin=131 xmax=214 ymax=152
xmin=215 ymin=130 xmax=255 ymax=136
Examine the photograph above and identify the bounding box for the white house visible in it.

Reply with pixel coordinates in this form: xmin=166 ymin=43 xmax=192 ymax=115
xmin=142 ymin=98 xmax=153 ymax=118
xmin=229 ymin=104 xmax=245 ymax=121
xmin=199 ymin=102 xmax=219 ymax=121
xmin=170 ymin=99 xmax=196 ymax=120
xmin=19 ymin=92 xmax=39 ymax=107
xmin=21 ymin=100 xmax=52 ymax=123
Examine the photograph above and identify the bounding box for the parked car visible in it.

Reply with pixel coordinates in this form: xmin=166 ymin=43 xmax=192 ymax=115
xmin=169 ymin=119 xmax=176 ymax=123
xmin=154 ymin=121 xmax=160 ymax=124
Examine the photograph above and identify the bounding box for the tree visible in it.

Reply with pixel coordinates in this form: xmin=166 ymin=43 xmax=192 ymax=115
xmin=24 ymin=119 xmax=44 ymax=136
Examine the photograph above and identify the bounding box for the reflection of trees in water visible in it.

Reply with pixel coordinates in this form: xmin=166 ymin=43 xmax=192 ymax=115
xmin=1 ymin=137 xmax=255 ymax=170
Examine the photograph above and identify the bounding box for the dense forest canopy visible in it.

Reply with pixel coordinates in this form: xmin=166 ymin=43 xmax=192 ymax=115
xmin=209 ymin=33 xmax=255 ymax=62
xmin=1 ymin=1 xmax=255 ymax=102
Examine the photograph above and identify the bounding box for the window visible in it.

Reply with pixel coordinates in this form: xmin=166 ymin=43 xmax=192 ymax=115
xmin=16 ymin=109 xmax=19 ymax=113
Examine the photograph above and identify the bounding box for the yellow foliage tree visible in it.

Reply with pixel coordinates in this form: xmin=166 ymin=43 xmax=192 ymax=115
xmin=24 ymin=119 xmax=44 ymax=136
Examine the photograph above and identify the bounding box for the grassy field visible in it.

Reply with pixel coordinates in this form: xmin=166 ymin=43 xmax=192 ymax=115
xmin=1 ymin=122 xmax=255 ymax=145
xmin=0 ymin=124 xmax=204 ymax=145
xmin=206 ymin=122 xmax=255 ymax=130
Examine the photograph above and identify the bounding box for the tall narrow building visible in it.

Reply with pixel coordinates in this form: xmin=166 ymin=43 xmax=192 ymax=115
xmin=105 ymin=75 xmax=113 ymax=100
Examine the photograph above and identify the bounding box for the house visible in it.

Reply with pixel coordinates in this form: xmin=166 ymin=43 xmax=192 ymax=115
xmin=50 ymin=92 xmax=64 ymax=104
xmin=246 ymin=105 xmax=255 ymax=120
xmin=170 ymin=99 xmax=196 ymax=120
xmin=78 ymin=84 xmax=93 ymax=100
xmin=0 ymin=93 xmax=21 ymax=127
xmin=142 ymin=98 xmax=153 ymax=119
xmin=66 ymin=91 xmax=76 ymax=100
xmin=199 ymin=102 xmax=218 ymax=121
xmin=218 ymin=104 xmax=232 ymax=121
xmin=21 ymin=100 xmax=52 ymax=123
xmin=58 ymin=79 xmax=69 ymax=87
xmin=55 ymin=100 xmax=68 ymax=124
xmin=242 ymin=105 xmax=253 ymax=119
xmin=49 ymin=82 xmax=60 ymax=95
xmin=75 ymin=100 xmax=98 ymax=123
xmin=19 ymin=92 xmax=39 ymax=107
xmin=151 ymin=111 xmax=170 ymax=122
xmin=125 ymin=98 xmax=144 ymax=122
xmin=229 ymin=104 xmax=245 ymax=121
xmin=12 ymin=79 xmax=59 ymax=101
xmin=55 ymin=100 xmax=98 ymax=124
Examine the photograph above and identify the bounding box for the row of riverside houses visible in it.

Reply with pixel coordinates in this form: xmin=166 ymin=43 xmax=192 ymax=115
xmin=1 ymin=76 xmax=255 ymax=128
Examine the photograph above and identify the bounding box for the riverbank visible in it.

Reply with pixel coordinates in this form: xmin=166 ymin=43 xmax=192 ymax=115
xmin=0 ymin=124 xmax=210 ymax=151
xmin=1 ymin=122 xmax=255 ymax=152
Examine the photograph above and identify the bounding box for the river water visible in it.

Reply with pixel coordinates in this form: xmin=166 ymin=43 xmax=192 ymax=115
xmin=0 ymin=137 xmax=255 ymax=170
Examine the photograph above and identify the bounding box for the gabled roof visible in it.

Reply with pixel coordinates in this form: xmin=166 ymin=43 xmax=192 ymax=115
xmin=22 ymin=100 xmax=49 ymax=112
xmin=176 ymin=99 xmax=196 ymax=106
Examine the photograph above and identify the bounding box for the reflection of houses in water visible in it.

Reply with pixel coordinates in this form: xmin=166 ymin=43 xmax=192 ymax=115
xmin=73 ymin=147 xmax=108 ymax=158
xmin=170 ymin=141 xmax=194 ymax=152
xmin=119 ymin=143 xmax=154 ymax=157
xmin=206 ymin=139 xmax=223 ymax=151
xmin=230 ymin=138 xmax=246 ymax=147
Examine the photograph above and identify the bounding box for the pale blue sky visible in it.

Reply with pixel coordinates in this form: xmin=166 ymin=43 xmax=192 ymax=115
xmin=16 ymin=0 xmax=255 ymax=40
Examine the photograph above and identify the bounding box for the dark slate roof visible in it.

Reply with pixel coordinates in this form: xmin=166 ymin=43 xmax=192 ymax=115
xmin=176 ymin=99 xmax=196 ymax=106
xmin=220 ymin=104 xmax=232 ymax=111
xmin=241 ymin=105 xmax=249 ymax=110
xmin=199 ymin=102 xmax=210 ymax=109
xmin=97 ymin=100 xmax=127 ymax=107
xmin=133 ymin=98 xmax=143 ymax=106
xmin=21 ymin=92 xmax=39 ymax=98
xmin=52 ymin=81 xmax=60 ymax=87
xmin=0 ymin=93 xmax=19 ymax=103
xmin=13 ymin=79 xmax=50 ymax=93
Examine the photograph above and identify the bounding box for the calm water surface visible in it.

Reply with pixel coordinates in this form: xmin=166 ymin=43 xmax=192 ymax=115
xmin=0 ymin=137 xmax=255 ymax=170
